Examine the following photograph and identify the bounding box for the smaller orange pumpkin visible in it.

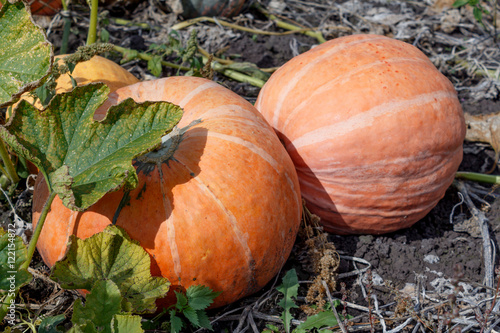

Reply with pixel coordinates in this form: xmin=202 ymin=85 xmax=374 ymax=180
xmin=14 ymin=55 xmax=139 ymax=112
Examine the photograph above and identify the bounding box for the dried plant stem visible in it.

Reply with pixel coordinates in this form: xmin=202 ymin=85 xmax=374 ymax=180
xmin=455 ymin=181 xmax=494 ymax=292
xmin=322 ymin=280 xmax=348 ymax=333
xmin=171 ymin=16 xmax=325 ymax=43
xmin=253 ymin=3 xmax=326 ymax=43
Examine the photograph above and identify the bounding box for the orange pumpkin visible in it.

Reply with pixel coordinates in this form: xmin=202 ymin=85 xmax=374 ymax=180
xmin=0 ymin=0 xmax=62 ymax=15
xmin=16 ymin=55 xmax=139 ymax=110
xmin=32 ymin=76 xmax=302 ymax=308
xmin=255 ymin=34 xmax=466 ymax=235
xmin=29 ymin=0 xmax=62 ymax=15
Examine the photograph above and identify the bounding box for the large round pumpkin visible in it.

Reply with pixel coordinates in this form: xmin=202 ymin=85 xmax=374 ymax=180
xmin=32 ymin=76 xmax=302 ymax=308
xmin=255 ymin=34 xmax=466 ymax=235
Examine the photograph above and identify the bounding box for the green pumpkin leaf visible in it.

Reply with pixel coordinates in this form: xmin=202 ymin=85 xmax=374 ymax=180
xmin=50 ymin=225 xmax=171 ymax=314
xmin=148 ymin=56 xmax=163 ymax=77
xmin=0 ymin=83 xmax=183 ymax=211
xmin=67 ymin=320 xmax=98 ymax=333
xmin=276 ymin=269 xmax=299 ymax=333
xmin=0 ymin=228 xmax=32 ymax=293
xmin=0 ymin=1 xmax=52 ymax=107
xmin=112 ymin=314 xmax=144 ymax=332
xmin=294 ymin=310 xmax=339 ymax=331
xmin=71 ymin=280 xmax=122 ymax=333
xmin=37 ymin=314 xmax=66 ymax=333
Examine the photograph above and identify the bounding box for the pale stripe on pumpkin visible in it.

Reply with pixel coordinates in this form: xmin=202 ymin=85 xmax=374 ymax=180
xmin=302 ymin=149 xmax=460 ymax=178
xmin=261 ymin=35 xmax=389 ymax=127
xmin=178 ymin=80 xmax=219 ymax=107
xmin=281 ymin=57 xmax=432 ymax=132
xmin=299 ymin=151 xmax=460 ymax=217
xmin=187 ymin=130 xmax=302 ymax=220
xmin=198 ymin=104 xmax=271 ymax=129
xmin=289 ymin=90 xmax=458 ymax=150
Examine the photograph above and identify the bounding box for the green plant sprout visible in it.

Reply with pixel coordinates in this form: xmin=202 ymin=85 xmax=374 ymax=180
xmin=269 ymin=269 xmax=350 ymax=333
xmin=141 ymin=285 xmax=221 ymax=332
xmin=453 ymin=0 xmax=498 ymax=40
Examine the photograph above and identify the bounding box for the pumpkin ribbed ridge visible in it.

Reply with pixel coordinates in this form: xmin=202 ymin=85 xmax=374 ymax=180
xmin=255 ymin=34 xmax=466 ymax=235
xmin=33 ymin=76 xmax=301 ymax=308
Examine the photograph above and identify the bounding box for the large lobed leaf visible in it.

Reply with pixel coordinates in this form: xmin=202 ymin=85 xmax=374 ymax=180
xmin=50 ymin=225 xmax=171 ymax=314
xmin=0 ymin=1 xmax=52 ymax=107
xmin=0 ymin=228 xmax=32 ymax=293
xmin=0 ymin=83 xmax=183 ymax=211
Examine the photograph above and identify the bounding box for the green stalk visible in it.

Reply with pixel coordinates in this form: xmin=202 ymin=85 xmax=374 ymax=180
xmin=113 ymin=45 xmax=265 ymax=87
xmin=0 ymin=139 xmax=19 ymax=185
xmin=211 ymin=62 xmax=265 ymax=88
xmin=112 ymin=45 xmax=190 ymax=71
xmin=86 ymin=0 xmax=99 ymax=45
xmin=455 ymin=171 xmax=500 ymax=184
xmin=21 ymin=191 xmax=57 ymax=270
xmin=110 ymin=18 xmax=157 ymax=30
xmin=60 ymin=0 xmax=71 ymax=55
xmin=0 ymin=191 xmax=57 ymax=322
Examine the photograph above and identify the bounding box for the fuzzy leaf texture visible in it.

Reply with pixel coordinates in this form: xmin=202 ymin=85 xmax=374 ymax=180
xmin=169 ymin=310 xmax=184 ymax=333
xmin=294 ymin=310 xmax=339 ymax=332
xmin=71 ymin=280 xmax=122 ymax=333
xmin=50 ymin=225 xmax=171 ymax=313
xmin=0 ymin=228 xmax=32 ymax=293
xmin=112 ymin=314 xmax=144 ymax=332
xmin=276 ymin=269 xmax=299 ymax=333
xmin=37 ymin=314 xmax=66 ymax=333
xmin=0 ymin=83 xmax=183 ymax=211
xmin=0 ymin=1 xmax=52 ymax=107
xmin=186 ymin=285 xmax=222 ymax=310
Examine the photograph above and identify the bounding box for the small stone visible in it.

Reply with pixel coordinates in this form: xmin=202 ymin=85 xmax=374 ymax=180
xmin=424 ymin=254 xmax=440 ymax=264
